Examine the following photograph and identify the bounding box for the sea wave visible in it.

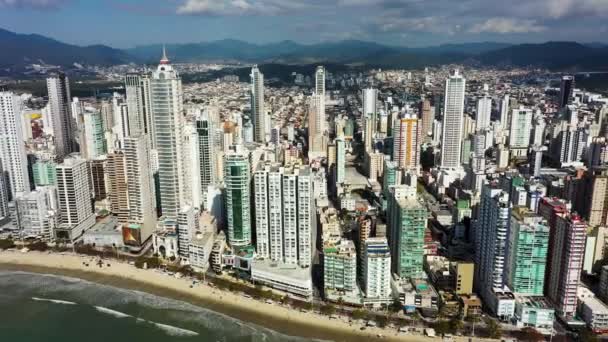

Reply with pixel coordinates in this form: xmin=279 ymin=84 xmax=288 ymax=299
xmin=94 ymin=306 xmax=132 ymax=318
xmin=32 ymin=297 xmax=77 ymax=305
xmin=151 ymin=322 xmax=200 ymax=337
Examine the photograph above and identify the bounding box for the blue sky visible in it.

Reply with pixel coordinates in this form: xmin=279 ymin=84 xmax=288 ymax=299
xmin=1 ymin=0 xmax=608 ymax=48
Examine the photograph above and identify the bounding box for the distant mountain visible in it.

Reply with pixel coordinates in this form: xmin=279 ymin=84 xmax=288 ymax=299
xmin=475 ymin=42 xmax=608 ymax=70
xmin=0 ymin=28 xmax=134 ymax=69
xmin=2 ymin=27 xmax=608 ymax=72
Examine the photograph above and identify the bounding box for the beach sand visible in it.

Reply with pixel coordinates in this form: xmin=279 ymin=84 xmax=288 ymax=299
xmin=0 ymin=251 xmax=485 ymax=342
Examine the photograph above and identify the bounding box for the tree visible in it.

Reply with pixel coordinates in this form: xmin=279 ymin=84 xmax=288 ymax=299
xmin=0 ymin=239 xmax=16 ymax=250
xmin=485 ymin=318 xmax=502 ymax=339
xmin=516 ymin=327 xmax=545 ymax=342
xmin=449 ymin=318 xmax=464 ymax=334
xmin=389 ymin=299 xmax=403 ymax=313
xmin=376 ymin=315 xmax=389 ymax=328
xmin=433 ymin=321 xmax=452 ymax=336
xmin=352 ymin=309 xmax=368 ymax=320
xmin=320 ymin=304 xmax=336 ymax=316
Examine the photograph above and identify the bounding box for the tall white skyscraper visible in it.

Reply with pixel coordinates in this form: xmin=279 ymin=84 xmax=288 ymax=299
xmin=125 ymin=73 xmax=153 ymax=139
xmin=508 ymin=106 xmax=533 ymax=158
xmin=499 ymin=94 xmax=510 ymax=131
xmin=308 ymin=94 xmax=325 ymax=156
xmin=0 ymin=159 xmax=8 ymax=221
xmin=440 ymin=70 xmax=466 ymax=170
xmin=150 ymin=48 xmax=187 ymax=219
xmin=315 ymin=66 xmax=325 ymax=96
xmin=476 ymin=92 xmax=492 ymax=130
xmin=16 ymin=187 xmax=57 ymax=240
xmin=363 ymin=88 xmax=378 ymax=153
xmin=361 ymin=237 xmax=392 ymax=301
xmin=123 ymin=134 xmax=156 ymax=242
xmin=0 ymin=92 xmax=30 ymax=198
xmin=55 ymin=156 xmax=95 ymax=240
xmin=254 ymin=165 xmax=314 ymax=267
xmin=82 ymin=107 xmax=107 ymax=159
xmin=335 ymin=138 xmax=345 ymax=184
xmin=46 ymin=73 xmax=74 ymax=160
xmin=250 ymin=65 xmax=266 ymax=143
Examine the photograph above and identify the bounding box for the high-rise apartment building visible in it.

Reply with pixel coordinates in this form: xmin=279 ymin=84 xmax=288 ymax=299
xmin=559 ymin=75 xmax=575 ymax=109
xmin=46 ymin=73 xmax=74 ymax=160
xmin=107 ymin=152 xmax=129 ymax=224
xmin=361 ymin=237 xmax=392 ymax=301
xmin=125 ymin=73 xmax=153 ymax=139
xmin=499 ymin=94 xmax=510 ymax=132
xmin=476 ymin=91 xmax=492 ymax=131
xmin=54 ymin=156 xmax=95 ymax=240
xmin=150 ymin=49 xmax=187 ymax=219
xmin=475 ymin=183 xmax=511 ymax=296
xmin=547 ymin=214 xmax=586 ymax=319
xmin=420 ymin=98 xmax=434 ymax=143
xmin=335 ymin=139 xmax=346 ymax=184
xmin=250 ymin=65 xmax=266 ymax=143
xmin=388 ymin=194 xmax=427 ymax=279
xmin=440 ymin=70 xmax=466 ymax=169
xmin=323 ymin=239 xmax=357 ymax=292
xmin=393 ymin=114 xmax=421 ymax=171
xmin=224 ymin=152 xmax=251 ymax=247
xmin=308 ymin=94 xmax=325 ymax=156
xmin=506 ymin=208 xmax=549 ymax=296
xmin=82 ymin=108 xmax=107 ymax=159
xmin=15 ymin=187 xmax=57 ymax=240
xmin=123 ymin=135 xmax=156 ymax=243
xmin=0 ymin=91 xmax=31 ymax=198
xmin=196 ymin=112 xmax=216 ymax=208
xmin=315 ymin=66 xmax=325 ymax=97
xmin=508 ymin=106 xmax=533 ymax=158
xmin=0 ymin=159 xmax=9 ymax=222
xmin=254 ymin=164 xmax=314 ymax=267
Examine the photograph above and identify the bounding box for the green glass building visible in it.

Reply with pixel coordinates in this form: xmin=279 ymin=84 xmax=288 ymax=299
xmin=32 ymin=160 xmax=57 ymax=186
xmin=388 ymin=189 xmax=427 ymax=279
xmin=224 ymin=153 xmax=251 ymax=247
xmin=507 ymin=208 xmax=550 ymax=296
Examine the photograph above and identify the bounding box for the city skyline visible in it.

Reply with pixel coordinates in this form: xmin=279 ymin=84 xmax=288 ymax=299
xmin=0 ymin=0 xmax=608 ymax=48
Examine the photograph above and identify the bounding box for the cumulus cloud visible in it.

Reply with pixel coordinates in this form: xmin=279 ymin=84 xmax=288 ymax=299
xmin=176 ymin=0 xmax=320 ymax=16
xmin=0 ymin=0 xmax=67 ymax=9
xmin=468 ymin=18 xmax=547 ymax=34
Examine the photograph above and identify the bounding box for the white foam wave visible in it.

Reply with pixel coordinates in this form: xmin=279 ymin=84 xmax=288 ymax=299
xmin=94 ymin=306 xmax=132 ymax=318
xmin=32 ymin=297 xmax=77 ymax=305
xmin=151 ymin=322 xmax=199 ymax=337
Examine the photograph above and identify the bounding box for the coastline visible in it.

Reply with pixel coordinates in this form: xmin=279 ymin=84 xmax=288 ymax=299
xmin=0 ymin=251 xmax=476 ymax=342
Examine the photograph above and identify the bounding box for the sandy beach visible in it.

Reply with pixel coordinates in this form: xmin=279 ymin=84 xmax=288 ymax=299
xmin=0 ymin=250 xmax=486 ymax=342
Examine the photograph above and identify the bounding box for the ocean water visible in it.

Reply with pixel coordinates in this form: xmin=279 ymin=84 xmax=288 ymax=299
xmin=0 ymin=271 xmax=313 ymax=342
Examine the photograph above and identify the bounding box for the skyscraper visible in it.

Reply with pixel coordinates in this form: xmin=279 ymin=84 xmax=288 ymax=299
xmin=392 ymin=114 xmax=421 ymax=171
xmin=506 ymin=208 xmax=549 ymax=296
xmin=363 ymin=88 xmax=378 ymax=153
xmin=125 ymin=73 xmax=153 ymax=138
xmin=440 ymin=70 xmax=466 ymax=169
xmin=361 ymin=237 xmax=392 ymax=301
xmin=335 ymin=138 xmax=345 ymax=183
xmin=388 ymin=193 xmax=427 ymax=279
xmin=508 ymin=106 xmax=533 ymax=158
xmin=476 ymin=92 xmax=492 ymax=130
xmin=250 ymin=65 xmax=266 ymax=143
xmin=253 ymin=165 xmax=314 ymax=267
xmin=224 ymin=152 xmax=251 ymax=247
xmin=54 ymin=156 xmax=95 ymax=240
xmin=420 ymin=98 xmax=433 ymax=143
xmin=0 ymin=91 xmax=31 ymax=198
xmin=559 ymin=75 xmax=575 ymax=109
xmin=46 ymin=73 xmax=74 ymax=160
xmin=499 ymin=94 xmax=510 ymax=132
xmin=82 ymin=108 xmax=107 ymax=159
xmin=323 ymin=239 xmax=357 ymax=293
xmin=475 ymin=183 xmax=511 ymax=298
xmin=123 ymin=135 xmax=156 ymax=242
xmin=107 ymin=152 xmax=129 ymax=224
xmin=547 ymin=214 xmax=586 ymax=319
xmin=150 ymin=48 xmax=186 ymax=219
xmin=0 ymin=159 xmax=9 ymax=222
xmin=308 ymin=94 xmax=325 ymax=156
xmin=15 ymin=187 xmax=57 ymax=240
xmin=315 ymin=65 xmax=325 ymax=97
xmin=196 ymin=112 xmax=216 ymax=208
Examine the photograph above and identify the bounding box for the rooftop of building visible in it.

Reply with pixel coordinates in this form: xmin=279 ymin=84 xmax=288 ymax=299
xmin=514 ymin=295 xmax=554 ymax=309
xmin=251 ymin=259 xmax=312 ymax=282
xmin=582 ymin=296 xmax=608 ymax=314
xmin=84 ymin=216 xmax=120 ymax=236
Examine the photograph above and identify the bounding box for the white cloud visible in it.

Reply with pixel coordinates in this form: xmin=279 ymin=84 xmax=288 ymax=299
xmin=469 ymin=18 xmax=547 ymax=34
xmin=0 ymin=0 xmax=66 ymax=9
xmin=176 ymin=0 xmax=319 ymax=16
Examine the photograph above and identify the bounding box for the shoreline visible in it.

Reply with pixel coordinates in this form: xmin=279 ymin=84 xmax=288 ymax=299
xmin=0 ymin=251 xmax=475 ymax=342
